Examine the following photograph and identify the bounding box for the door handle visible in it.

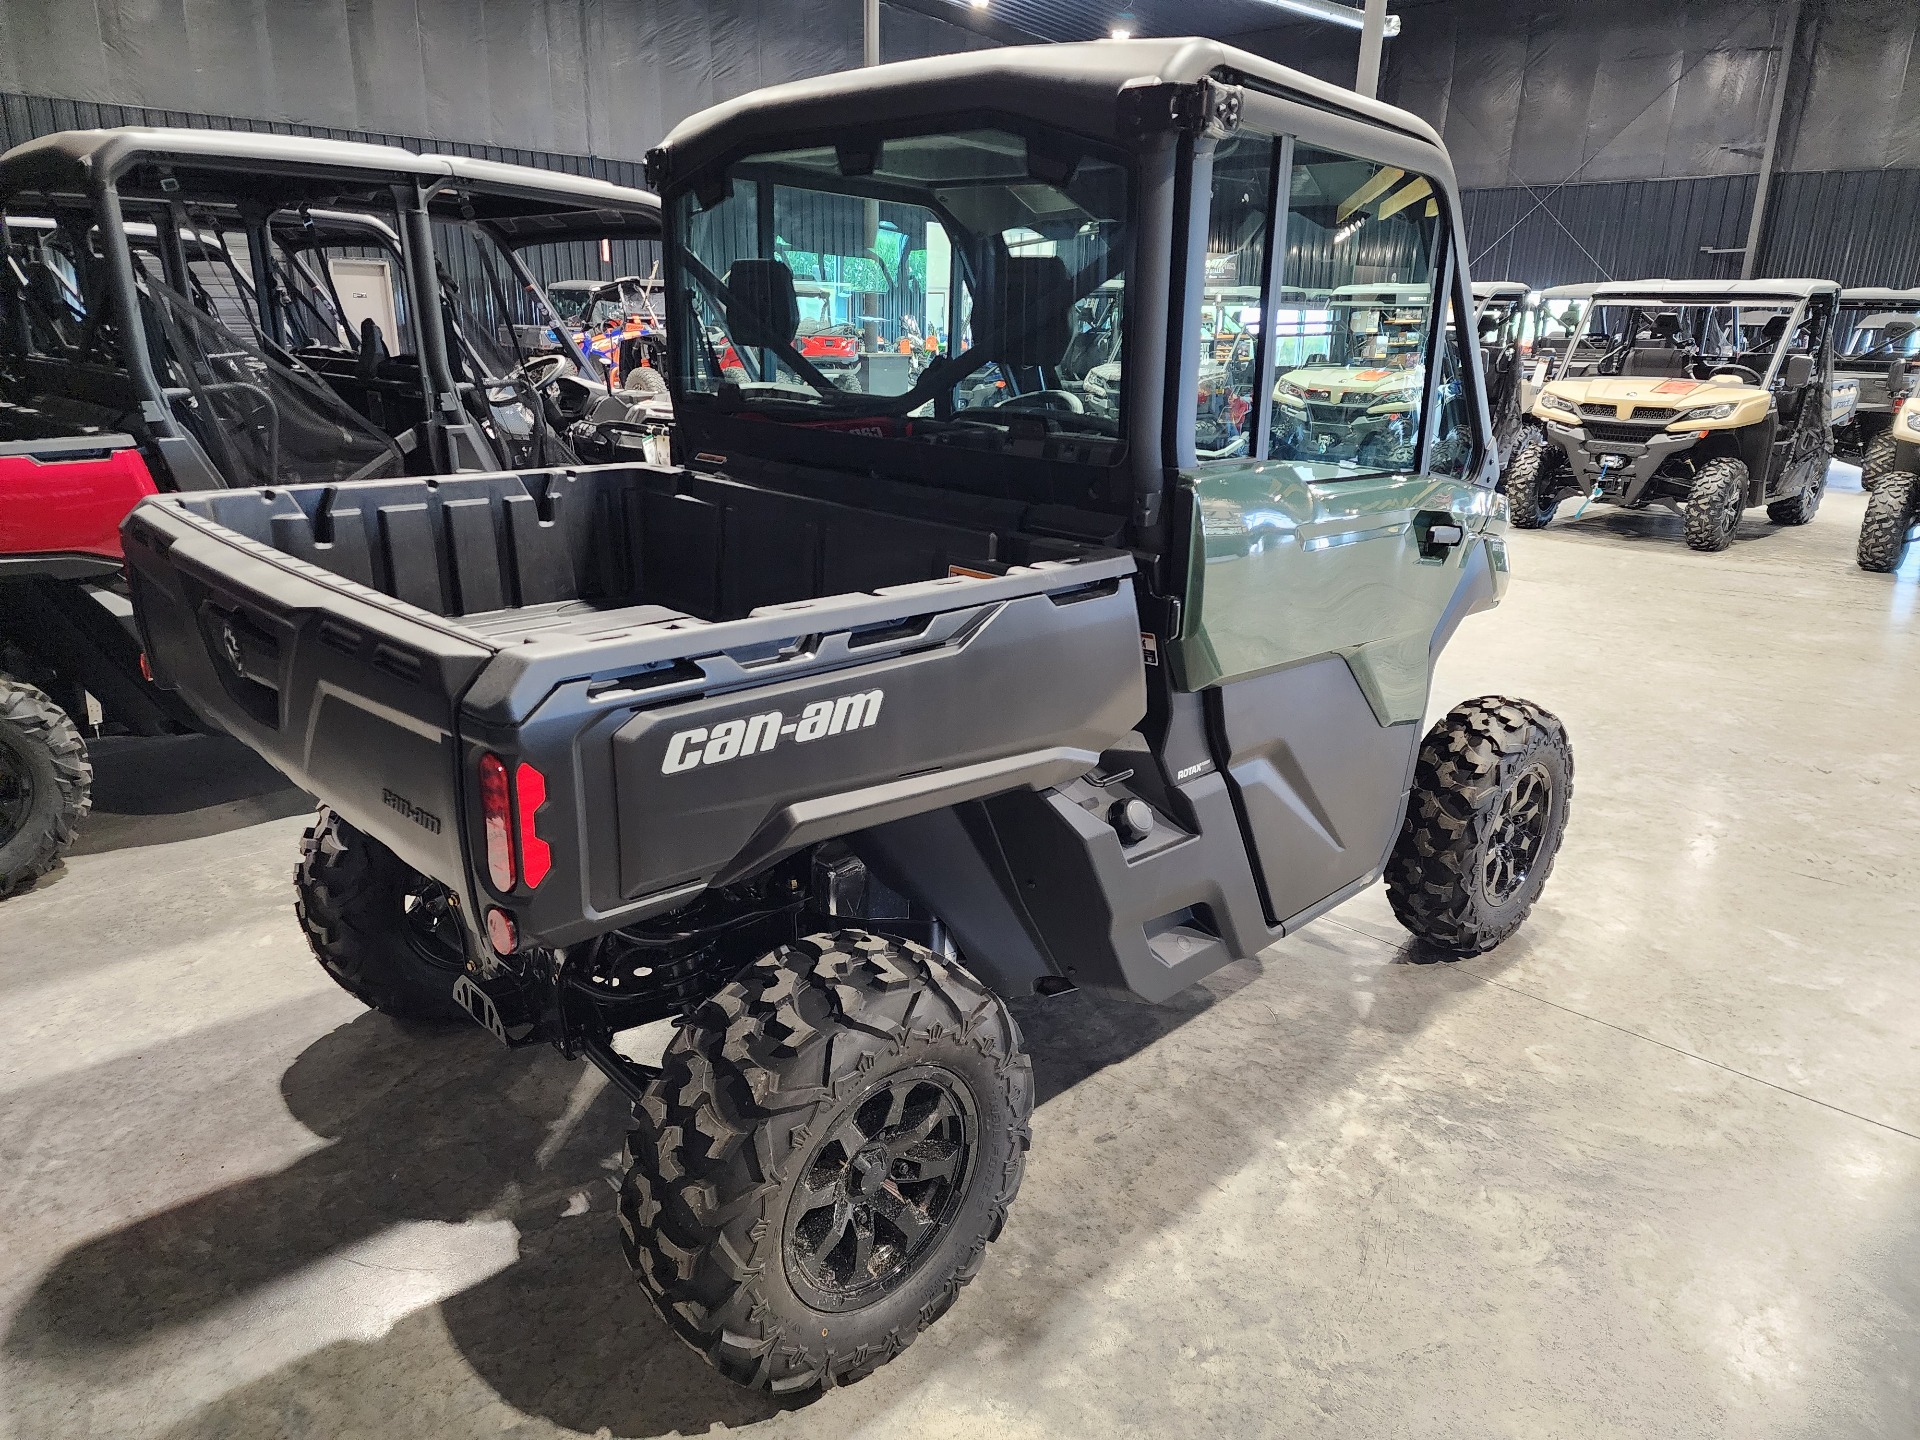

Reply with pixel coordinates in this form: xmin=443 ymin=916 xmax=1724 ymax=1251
xmin=1415 ymin=510 xmax=1465 ymax=559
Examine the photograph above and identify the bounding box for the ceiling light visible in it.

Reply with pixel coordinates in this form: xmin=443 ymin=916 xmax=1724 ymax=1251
xmin=1110 ymin=26 xmax=1132 ymax=38
xmin=970 ymin=0 xmax=988 ymax=7
xmin=1259 ymin=0 xmax=1401 ymax=36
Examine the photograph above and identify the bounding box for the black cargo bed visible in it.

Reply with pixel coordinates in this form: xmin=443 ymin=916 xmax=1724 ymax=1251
xmin=124 ymin=462 xmax=1146 ymax=942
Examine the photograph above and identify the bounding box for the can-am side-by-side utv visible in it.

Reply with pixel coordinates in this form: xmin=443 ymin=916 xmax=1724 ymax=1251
xmin=0 ymin=129 xmax=664 ymax=893
xmin=124 ymin=40 xmax=1573 ymax=1395
xmin=1504 ymin=278 xmax=1845 ymax=551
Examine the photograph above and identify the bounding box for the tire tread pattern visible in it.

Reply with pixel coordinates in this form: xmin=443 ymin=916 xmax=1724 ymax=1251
xmin=1684 ymin=457 xmax=1746 ymax=551
xmin=293 ymin=807 xmax=468 ymax=1023
xmin=1502 ymin=435 xmax=1561 ymax=529
xmin=1857 ymin=473 xmax=1917 ymax=572
xmin=1385 ymin=696 xmax=1574 ymax=956
xmin=619 ymin=931 xmax=1032 ymax=1394
xmin=0 ymin=678 xmax=91 ymax=897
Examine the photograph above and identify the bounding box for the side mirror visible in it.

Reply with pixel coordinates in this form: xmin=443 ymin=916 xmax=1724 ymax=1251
xmin=722 ymin=260 xmax=799 ymax=351
xmin=1780 ymin=353 xmax=1814 ymax=390
xmin=985 ymin=256 xmax=1071 ymax=368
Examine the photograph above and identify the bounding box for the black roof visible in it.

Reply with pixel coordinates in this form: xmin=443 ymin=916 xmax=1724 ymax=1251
xmin=649 ymin=38 xmax=1443 ymax=187
xmin=0 ymin=128 xmax=443 ymax=205
xmin=0 ymin=129 xmax=658 ymax=238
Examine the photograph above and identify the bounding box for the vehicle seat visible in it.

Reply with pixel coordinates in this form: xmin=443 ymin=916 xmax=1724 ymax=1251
xmin=1622 ymin=347 xmax=1686 ymax=376
xmin=1775 ymin=352 xmax=1815 ymax=423
xmin=355 ymin=318 xmax=390 ymax=383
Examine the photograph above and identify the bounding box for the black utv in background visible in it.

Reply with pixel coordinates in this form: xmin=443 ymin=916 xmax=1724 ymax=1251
xmin=125 ymin=40 xmax=1573 ymax=1395
xmin=0 ymin=129 xmax=663 ymax=894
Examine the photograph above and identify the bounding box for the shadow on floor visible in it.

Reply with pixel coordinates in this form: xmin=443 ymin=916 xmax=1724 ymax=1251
xmin=69 ymin=733 xmax=309 ymax=856
xmin=6 ymin=924 xmax=1503 ymax=1439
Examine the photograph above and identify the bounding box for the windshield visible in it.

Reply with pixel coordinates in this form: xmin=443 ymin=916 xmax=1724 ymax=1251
xmin=1836 ymin=305 xmax=1920 ymax=362
xmin=673 ymin=125 xmax=1130 ymax=460
xmin=1561 ymin=300 xmax=1803 ymax=380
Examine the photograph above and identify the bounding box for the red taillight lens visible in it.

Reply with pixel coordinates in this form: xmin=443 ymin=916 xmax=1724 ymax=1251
xmin=486 ymin=906 xmax=518 ymax=954
xmin=479 ymin=752 xmax=515 ymax=890
xmin=515 ymin=762 xmax=551 ymax=888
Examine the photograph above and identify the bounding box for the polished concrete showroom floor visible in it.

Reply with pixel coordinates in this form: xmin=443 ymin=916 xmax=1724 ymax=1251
xmin=2 ymin=468 xmax=1915 ymax=1440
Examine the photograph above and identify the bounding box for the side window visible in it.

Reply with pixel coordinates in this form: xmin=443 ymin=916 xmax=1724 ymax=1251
xmin=1272 ymin=145 xmax=1443 ymax=475
xmin=1193 ymin=135 xmax=1273 ymax=460
xmin=1429 ymin=296 xmax=1479 ymax=480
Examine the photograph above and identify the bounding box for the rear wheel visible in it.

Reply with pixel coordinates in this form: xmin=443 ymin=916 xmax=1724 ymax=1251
xmin=620 ymin=931 xmax=1032 ymax=1393
xmin=294 ymin=807 xmax=470 ymax=1023
xmin=1683 ymin=458 xmax=1746 ymax=551
xmin=1861 ymin=432 xmax=1899 ymax=492
xmin=1766 ymin=460 xmax=1826 ymax=526
xmin=0 ymin=677 xmax=91 ymax=898
xmin=1857 ymin=473 xmax=1917 ymax=573
xmin=1386 ymin=696 xmax=1574 ymax=956
xmin=1503 ymin=435 xmax=1565 ymax=529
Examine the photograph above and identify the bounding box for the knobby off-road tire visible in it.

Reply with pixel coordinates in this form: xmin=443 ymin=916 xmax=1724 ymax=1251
xmin=0 ymin=677 xmax=91 ymax=898
xmin=1502 ymin=435 xmax=1564 ymax=529
xmin=1684 ymin=457 xmax=1747 ymax=552
xmin=1765 ymin=460 xmax=1826 ymax=526
xmin=1857 ymin=473 xmax=1917 ymax=573
xmin=294 ymin=807 xmax=470 ymax=1023
xmin=1860 ymin=432 xmax=1899 ymax=493
xmin=1386 ymin=696 xmax=1574 ymax=957
xmin=620 ymin=931 xmax=1033 ymax=1394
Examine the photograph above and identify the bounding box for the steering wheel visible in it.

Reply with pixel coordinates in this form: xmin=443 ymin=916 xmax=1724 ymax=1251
xmin=993 ymin=388 xmax=1085 ymax=414
xmin=1705 ymin=363 xmax=1763 ymax=386
xmin=511 ymin=353 xmax=572 ymax=390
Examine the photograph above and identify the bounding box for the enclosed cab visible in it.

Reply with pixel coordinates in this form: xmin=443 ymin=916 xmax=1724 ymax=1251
xmin=1506 ymin=277 xmax=1839 ymax=550
xmin=124 ymin=40 xmax=1572 ymax=1395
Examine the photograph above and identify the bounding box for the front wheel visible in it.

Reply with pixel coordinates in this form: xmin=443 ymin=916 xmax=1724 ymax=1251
xmin=620 ymin=931 xmax=1033 ymax=1393
xmin=0 ymin=677 xmax=91 ymax=898
xmin=1857 ymin=473 xmax=1917 ymax=573
xmin=1502 ymin=436 xmax=1565 ymax=529
xmin=1683 ymin=457 xmax=1747 ymax=551
xmin=1386 ymin=696 xmax=1574 ymax=956
xmin=294 ymin=807 xmax=471 ymax=1023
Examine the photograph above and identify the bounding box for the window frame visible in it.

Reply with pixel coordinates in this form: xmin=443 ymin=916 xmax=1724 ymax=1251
xmin=1170 ymin=95 xmax=1492 ymax=485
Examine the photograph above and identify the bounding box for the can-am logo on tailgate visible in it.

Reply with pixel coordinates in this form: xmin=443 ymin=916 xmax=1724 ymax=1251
xmin=661 ymin=689 xmax=884 ymax=774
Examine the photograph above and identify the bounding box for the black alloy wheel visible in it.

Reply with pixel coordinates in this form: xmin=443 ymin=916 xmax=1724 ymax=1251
xmin=1481 ymin=762 xmax=1553 ymax=906
xmin=784 ymin=1067 xmax=976 ymax=1309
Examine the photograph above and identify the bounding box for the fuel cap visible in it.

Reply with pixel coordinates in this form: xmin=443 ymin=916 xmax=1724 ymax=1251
xmin=1108 ymin=798 xmax=1154 ymax=844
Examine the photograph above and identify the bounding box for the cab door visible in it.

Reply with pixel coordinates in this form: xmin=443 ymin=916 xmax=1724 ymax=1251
xmin=1169 ymin=131 xmax=1504 ymax=927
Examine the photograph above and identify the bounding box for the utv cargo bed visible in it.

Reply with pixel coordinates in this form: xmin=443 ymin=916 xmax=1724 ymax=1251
xmin=123 ymin=463 xmax=1145 ymax=943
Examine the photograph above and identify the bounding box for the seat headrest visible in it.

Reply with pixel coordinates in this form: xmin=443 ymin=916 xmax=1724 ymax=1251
xmin=723 ymin=259 xmax=799 ymax=351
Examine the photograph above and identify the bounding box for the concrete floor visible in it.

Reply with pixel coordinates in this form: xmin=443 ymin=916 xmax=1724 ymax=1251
xmin=2 ymin=472 xmax=1916 ymax=1439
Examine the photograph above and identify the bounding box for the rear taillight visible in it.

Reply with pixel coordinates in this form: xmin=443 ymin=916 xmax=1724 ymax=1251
xmin=515 ymin=762 xmax=551 ymax=888
xmin=478 ymin=752 xmax=553 ymax=893
xmin=479 ymin=753 xmax=515 ymax=890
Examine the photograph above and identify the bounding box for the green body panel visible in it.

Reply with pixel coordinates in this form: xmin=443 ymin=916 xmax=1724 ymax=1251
xmin=1174 ymin=460 xmax=1506 ymax=722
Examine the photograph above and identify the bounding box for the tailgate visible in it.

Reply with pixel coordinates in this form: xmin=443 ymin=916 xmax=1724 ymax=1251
xmin=122 ymin=496 xmax=495 ymax=887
